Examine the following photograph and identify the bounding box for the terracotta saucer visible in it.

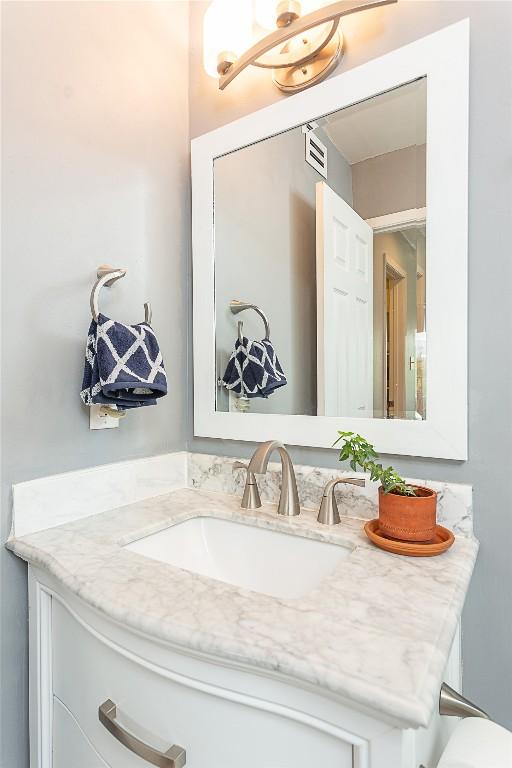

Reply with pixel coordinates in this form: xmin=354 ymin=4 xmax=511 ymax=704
xmin=364 ymin=519 xmax=454 ymax=557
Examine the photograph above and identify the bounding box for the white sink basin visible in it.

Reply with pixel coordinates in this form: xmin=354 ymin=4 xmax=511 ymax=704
xmin=125 ymin=516 xmax=351 ymax=599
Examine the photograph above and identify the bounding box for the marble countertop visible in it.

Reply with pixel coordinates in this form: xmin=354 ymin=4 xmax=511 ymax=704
xmin=7 ymin=487 xmax=478 ymax=728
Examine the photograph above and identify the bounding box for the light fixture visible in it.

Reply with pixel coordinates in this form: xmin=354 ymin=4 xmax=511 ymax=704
xmin=203 ymin=0 xmax=397 ymax=93
xmin=203 ymin=0 xmax=253 ymax=79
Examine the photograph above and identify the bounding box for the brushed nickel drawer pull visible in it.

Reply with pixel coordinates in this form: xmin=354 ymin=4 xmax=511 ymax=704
xmin=98 ymin=699 xmax=186 ymax=768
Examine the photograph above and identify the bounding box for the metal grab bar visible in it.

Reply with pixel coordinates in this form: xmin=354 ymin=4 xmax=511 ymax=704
xmin=98 ymin=699 xmax=186 ymax=767
xmin=229 ymin=299 xmax=270 ymax=340
xmin=90 ymin=265 xmax=152 ymax=325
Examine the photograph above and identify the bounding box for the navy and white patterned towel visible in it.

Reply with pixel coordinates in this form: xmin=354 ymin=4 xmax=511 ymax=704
xmin=221 ymin=337 xmax=287 ymax=398
xmin=80 ymin=314 xmax=167 ymax=409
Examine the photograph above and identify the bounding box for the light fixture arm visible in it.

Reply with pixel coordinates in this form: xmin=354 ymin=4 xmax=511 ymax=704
xmin=219 ymin=0 xmax=397 ymax=92
xmin=251 ymin=17 xmax=341 ymax=70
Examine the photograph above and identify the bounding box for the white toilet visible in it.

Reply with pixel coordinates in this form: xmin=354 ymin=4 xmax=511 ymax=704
xmin=438 ymin=719 xmax=512 ymax=767
xmin=436 ymin=684 xmax=512 ymax=767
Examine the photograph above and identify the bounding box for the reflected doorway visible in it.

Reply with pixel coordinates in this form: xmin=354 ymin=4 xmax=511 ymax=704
xmin=369 ymin=209 xmax=427 ymax=421
xmin=385 ymin=258 xmax=407 ymax=418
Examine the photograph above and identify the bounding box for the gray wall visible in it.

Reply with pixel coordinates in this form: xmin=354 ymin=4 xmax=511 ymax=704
xmin=189 ymin=1 xmax=512 ymax=728
xmin=352 ymin=143 xmax=426 ymax=219
xmin=214 ymin=125 xmax=352 ymax=416
xmin=1 ymin=2 xmax=190 ymax=766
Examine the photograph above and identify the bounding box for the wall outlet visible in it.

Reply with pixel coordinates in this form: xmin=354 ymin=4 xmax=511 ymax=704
xmin=89 ymin=404 xmax=120 ymax=430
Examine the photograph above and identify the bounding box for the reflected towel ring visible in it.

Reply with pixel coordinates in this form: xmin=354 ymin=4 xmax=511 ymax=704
xmin=230 ymin=299 xmax=270 ymax=340
xmin=90 ymin=265 xmax=152 ymax=325
xmin=238 ymin=320 xmax=244 ymax=344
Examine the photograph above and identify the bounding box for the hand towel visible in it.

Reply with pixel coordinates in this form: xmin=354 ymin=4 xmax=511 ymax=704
xmin=221 ymin=336 xmax=287 ymax=398
xmin=80 ymin=314 xmax=167 ymax=410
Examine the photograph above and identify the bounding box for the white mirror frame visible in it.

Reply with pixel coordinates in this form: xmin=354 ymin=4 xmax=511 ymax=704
xmin=192 ymin=20 xmax=469 ymax=460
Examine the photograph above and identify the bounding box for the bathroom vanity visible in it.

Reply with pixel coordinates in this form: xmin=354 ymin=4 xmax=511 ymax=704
xmin=8 ymin=452 xmax=477 ymax=768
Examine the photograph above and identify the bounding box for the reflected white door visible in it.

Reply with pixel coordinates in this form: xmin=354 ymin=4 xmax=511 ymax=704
xmin=316 ymin=182 xmax=373 ymax=417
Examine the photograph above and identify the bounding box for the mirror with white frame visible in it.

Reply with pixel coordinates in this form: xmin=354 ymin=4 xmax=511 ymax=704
xmin=192 ymin=21 xmax=469 ymax=459
xmin=214 ymin=79 xmax=427 ymax=422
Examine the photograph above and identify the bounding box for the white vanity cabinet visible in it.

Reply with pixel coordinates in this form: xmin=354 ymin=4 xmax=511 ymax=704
xmin=53 ymin=697 xmax=106 ymax=768
xmin=29 ymin=566 xmax=461 ymax=768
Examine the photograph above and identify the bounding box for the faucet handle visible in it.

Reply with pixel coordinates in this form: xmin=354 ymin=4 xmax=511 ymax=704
xmin=232 ymin=461 xmax=262 ymax=510
xmin=233 ymin=461 xmax=256 ymax=483
xmin=317 ymin=477 xmax=365 ymax=526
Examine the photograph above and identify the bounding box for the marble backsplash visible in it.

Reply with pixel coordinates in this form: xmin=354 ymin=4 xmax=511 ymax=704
xmin=11 ymin=451 xmax=473 ymax=539
xmin=188 ymin=453 xmax=473 ymax=537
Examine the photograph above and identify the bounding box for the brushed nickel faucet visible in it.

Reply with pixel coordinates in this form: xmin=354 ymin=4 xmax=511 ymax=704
xmin=317 ymin=478 xmax=366 ymax=525
xmin=247 ymin=440 xmax=301 ymax=516
xmin=232 ymin=461 xmax=262 ymax=509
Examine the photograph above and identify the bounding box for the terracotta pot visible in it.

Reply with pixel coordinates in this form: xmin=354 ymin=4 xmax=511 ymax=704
xmin=378 ymin=485 xmax=437 ymax=542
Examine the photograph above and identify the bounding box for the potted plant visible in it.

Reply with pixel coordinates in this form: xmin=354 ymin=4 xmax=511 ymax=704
xmin=334 ymin=431 xmax=437 ymax=542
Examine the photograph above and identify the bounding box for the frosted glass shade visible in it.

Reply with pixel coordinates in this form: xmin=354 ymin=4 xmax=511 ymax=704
xmin=254 ymin=0 xmax=326 ymax=31
xmin=203 ymin=0 xmax=253 ymax=78
xmin=254 ymin=0 xmax=282 ymax=30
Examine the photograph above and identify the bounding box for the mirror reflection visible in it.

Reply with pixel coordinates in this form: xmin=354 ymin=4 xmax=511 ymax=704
xmin=215 ymin=78 xmax=427 ymax=420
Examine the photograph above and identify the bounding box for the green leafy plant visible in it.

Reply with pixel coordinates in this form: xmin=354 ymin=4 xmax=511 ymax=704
xmin=333 ymin=431 xmax=416 ymax=496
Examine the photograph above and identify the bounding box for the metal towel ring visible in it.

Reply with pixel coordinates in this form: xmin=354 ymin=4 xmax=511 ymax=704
xmin=90 ymin=265 xmax=152 ymax=325
xmin=229 ymin=299 xmax=270 ymax=340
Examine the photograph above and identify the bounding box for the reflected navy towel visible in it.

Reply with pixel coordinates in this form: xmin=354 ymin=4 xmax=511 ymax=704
xmin=80 ymin=314 xmax=167 ymax=409
xmin=221 ymin=337 xmax=287 ymax=398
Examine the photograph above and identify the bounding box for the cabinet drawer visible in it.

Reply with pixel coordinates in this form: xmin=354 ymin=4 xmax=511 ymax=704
xmin=52 ymin=599 xmax=353 ymax=768
xmin=53 ymin=696 xmax=108 ymax=768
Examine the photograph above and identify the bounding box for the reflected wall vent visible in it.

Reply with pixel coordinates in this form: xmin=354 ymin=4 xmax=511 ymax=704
xmin=302 ymin=121 xmax=319 ymax=133
xmin=305 ymin=130 xmax=327 ymax=179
